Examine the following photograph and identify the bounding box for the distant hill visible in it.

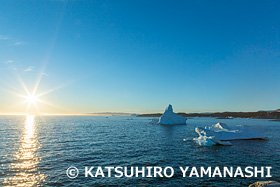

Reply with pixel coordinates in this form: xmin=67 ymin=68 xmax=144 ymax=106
xmin=138 ymin=110 xmax=280 ymax=119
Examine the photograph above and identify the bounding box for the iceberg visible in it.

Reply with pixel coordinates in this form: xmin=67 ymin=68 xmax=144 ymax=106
xmin=193 ymin=122 xmax=267 ymax=146
xmin=155 ymin=104 xmax=187 ymax=125
xmin=193 ymin=135 xmax=233 ymax=146
xmin=205 ymin=122 xmax=230 ymax=131
xmin=193 ymin=126 xmax=232 ymax=146
xmin=196 ymin=122 xmax=267 ymax=141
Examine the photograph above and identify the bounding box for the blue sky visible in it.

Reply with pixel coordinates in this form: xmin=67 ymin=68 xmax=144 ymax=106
xmin=0 ymin=0 xmax=280 ymax=114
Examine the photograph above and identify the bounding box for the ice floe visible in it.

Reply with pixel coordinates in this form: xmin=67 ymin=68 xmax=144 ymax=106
xmin=196 ymin=123 xmax=267 ymax=141
xmin=249 ymin=181 xmax=280 ymax=187
xmin=193 ymin=126 xmax=232 ymax=146
xmin=193 ymin=122 xmax=267 ymax=146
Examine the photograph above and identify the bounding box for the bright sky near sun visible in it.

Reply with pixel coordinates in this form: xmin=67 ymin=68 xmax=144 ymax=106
xmin=0 ymin=0 xmax=280 ymax=114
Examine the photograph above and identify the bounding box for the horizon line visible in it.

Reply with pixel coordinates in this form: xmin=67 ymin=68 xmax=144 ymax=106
xmin=0 ymin=109 xmax=279 ymax=116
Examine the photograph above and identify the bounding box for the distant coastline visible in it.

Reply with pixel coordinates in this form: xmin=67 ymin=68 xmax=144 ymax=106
xmin=137 ymin=110 xmax=280 ymax=120
xmin=1 ymin=110 xmax=279 ymax=119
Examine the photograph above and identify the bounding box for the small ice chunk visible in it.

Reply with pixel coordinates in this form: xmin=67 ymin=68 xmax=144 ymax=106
xmin=249 ymin=181 xmax=280 ymax=187
xmin=150 ymin=118 xmax=159 ymax=124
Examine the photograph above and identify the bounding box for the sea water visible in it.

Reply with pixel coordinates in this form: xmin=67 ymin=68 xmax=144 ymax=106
xmin=0 ymin=116 xmax=280 ymax=186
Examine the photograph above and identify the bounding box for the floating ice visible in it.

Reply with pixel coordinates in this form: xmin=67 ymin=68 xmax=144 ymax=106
xmin=193 ymin=135 xmax=232 ymax=146
xmin=150 ymin=118 xmax=159 ymax=124
xmin=196 ymin=122 xmax=267 ymax=141
xmin=193 ymin=126 xmax=232 ymax=146
xmin=206 ymin=122 xmax=230 ymax=132
xmin=249 ymin=181 xmax=280 ymax=187
xmin=156 ymin=104 xmax=187 ymax=125
xmin=193 ymin=122 xmax=267 ymax=146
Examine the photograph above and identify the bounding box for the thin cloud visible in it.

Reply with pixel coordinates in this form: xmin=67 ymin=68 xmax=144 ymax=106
xmin=24 ymin=66 xmax=34 ymax=72
xmin=38 ymin=72 xmax=49 ymax=77
xmin=7 ymin=65 xmax=17 ymax=70
xmin=0 ymin=34 xmax=26 ymax=46
xmin=13 ymin=41 xmax=26 ymax=46
xmin=4 ymin=60 xmax=13 ymax=64
xmin=0 ymin=35 xmax=10 ymax=40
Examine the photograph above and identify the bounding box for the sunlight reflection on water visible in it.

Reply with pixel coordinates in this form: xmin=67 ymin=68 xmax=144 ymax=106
xmin=3 ymin=115 xmax=45 ymax=186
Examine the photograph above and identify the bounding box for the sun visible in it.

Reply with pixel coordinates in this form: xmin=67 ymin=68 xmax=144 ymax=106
xmin=4 ymin=67 xmax=76 ymax=114
xmin=25 ymin=94 xmax=37 ymax=105
xmin=23 ymin=94 xmax=40 ymax=113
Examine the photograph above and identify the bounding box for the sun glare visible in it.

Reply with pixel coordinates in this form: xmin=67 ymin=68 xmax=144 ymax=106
xmin=4 ymin=63 xmax=75 ymax=114
xmin=26 ymin=95 xmax=37 ymax=104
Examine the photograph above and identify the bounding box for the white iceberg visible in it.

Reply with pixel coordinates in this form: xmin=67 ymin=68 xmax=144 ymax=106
xmin=193 ymin=126 xmax=232 ymax=146
xmin=196 ymin=122 xmax=267 ymax=141
xmin=205 ymin=122 xmax=230 ymax=132
xmin=193 ymin=135 xmax=233 ymax=146
xmin=153 ymin=104 xmax=186 ymax=125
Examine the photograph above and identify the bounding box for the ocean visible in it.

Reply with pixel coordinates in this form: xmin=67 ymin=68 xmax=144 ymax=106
xmin=1 ymin=115 xmax=280 ymax=186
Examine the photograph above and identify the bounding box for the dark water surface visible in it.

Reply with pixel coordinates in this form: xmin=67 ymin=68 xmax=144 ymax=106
xmin=0 ymin=115 xmax=280 ymax=186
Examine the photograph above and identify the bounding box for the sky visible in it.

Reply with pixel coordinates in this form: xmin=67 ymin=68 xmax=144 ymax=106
xmin=0 ymin=0 xmax=280 ymax=114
